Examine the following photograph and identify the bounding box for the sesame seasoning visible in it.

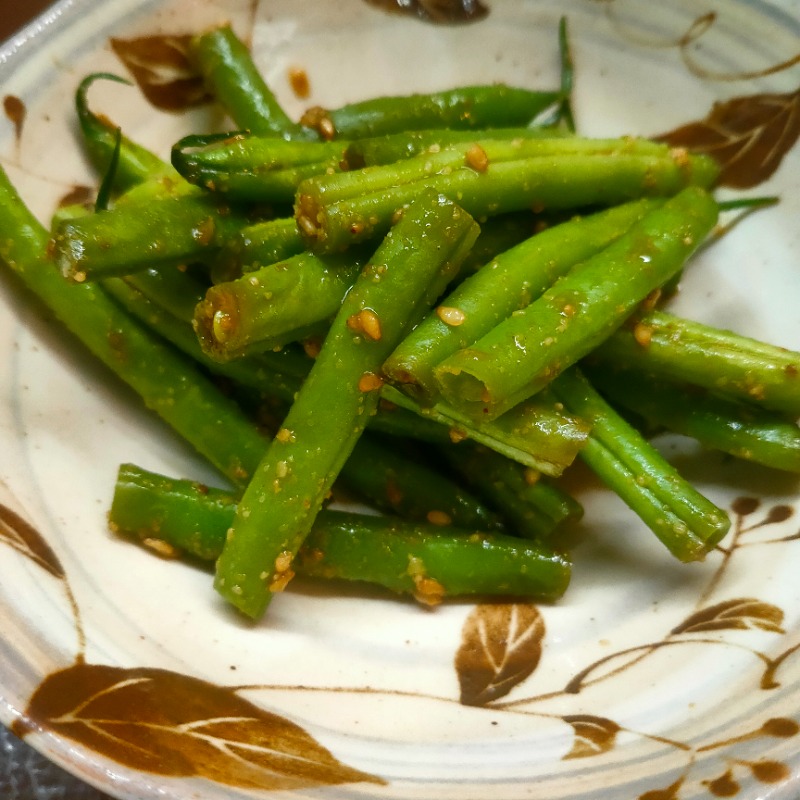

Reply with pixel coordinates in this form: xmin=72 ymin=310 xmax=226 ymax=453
xmin=358 ymin=372 xmax=384 ymax=392
xmin=465 ymin=143 xmax=489 ymax=172
xmin=633 ymin=322 xmax=653 ymax=348
xmin=436 ymin=306 xmax=467 ymax=326
xmin=347 ymin=308 xmax=382 ymax=341
xmin=427 ymin=509 xmax=453 ymax=526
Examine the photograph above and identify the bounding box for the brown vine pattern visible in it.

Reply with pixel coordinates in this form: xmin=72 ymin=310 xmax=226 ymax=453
xmin=455 ymin=498 xmax=800 ymax=798
xmin=2 ymin=494 xmax=797 ymax=797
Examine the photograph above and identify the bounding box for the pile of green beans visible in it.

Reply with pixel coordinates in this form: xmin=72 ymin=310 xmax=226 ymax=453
xmin=2 ymin=21 xmax=797 ymax=623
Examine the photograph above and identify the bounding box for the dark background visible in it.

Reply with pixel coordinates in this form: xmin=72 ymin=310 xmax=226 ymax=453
xmin=1 ymin=0 xmax=57 ymax=41
xmin=1 ymin=4 xmax=116 ymax=799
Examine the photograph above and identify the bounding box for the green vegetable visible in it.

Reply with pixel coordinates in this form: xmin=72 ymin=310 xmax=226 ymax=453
xmin=300 ymin=84 xmax=563 ymax=140
xmin=589 ymin=367 xmax=800 ymax=474
xmin=593 ymin=309 xmax=800 ymax=418
xmin=172 ymin=132 xmax=349 ymax=204
xmin=384 ymin=199 xmax=659 ymax=401
xmin=54 ymin=177 xmax=250 ymax=282
xmin=343 ymin=127 xmax=568 ymax=168
xmin=111 ymin=464 xmax=572 ymax=603
xmin=434 ymin=187 xmax=718 ymax=419
xmin=194 ymin=251 xmax=365 ymax=360
xmin=102 ymin=277 xmax=500 ymax=528
xmin=76 ymin=73 xmax=173 ymax=189
xmin=0 ymin=166 xmax=265 ymax=487
xmin=295 ymin=141 xmax=719 ymax=254
xmin=441 ymin=442 xmax=583 ymax=541
xmin=552 ymin=369 xmax=731 ymax=562
xmin=210 ymin=217 xmax=305 ymax=283
xmin=104 ymin=265 xmax=589 ymax=472
xmin=190 ymin=24 xmax=310 ymax=139
xmin=214 ymin=189 xmax=480 ymax=618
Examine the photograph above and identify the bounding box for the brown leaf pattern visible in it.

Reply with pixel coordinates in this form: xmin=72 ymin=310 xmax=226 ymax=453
xmin=364 ymin=0 xmax=489 ymax=24
xmin=638 ymin=776 xmax=684 ymax=800
xmin=13 ymin=663 xmax=383 ymax=792
xmin=562 ymin=715 xmax=621 ymax=760
xmin=455 ymin=603 xmax=544 ymax=706
xmin=0 ymin=503 xmax=64 ymax=579
xmin=655 ymin=89 xmax=800 ymax=188
xmin=110 ymin=36 xmax=212 ymax=112
xmin=671 ymin=598 xmax=785 ymax=636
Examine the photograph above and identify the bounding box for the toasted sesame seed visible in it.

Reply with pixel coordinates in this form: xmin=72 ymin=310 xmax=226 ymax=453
xmin=358 ymin=372 xmax=384 ymax=392
xmin=347 ymin=308 xmax=382 ymax=340
xmin=633 ymin=322 xmax=653 ymax=348
xmin=427 ymin=510 xmax=453 ymax=527
xmin=436 ymin=306 xmax=466 ymax=326
xmin=465 ymin=143 xmax=489 ymax=172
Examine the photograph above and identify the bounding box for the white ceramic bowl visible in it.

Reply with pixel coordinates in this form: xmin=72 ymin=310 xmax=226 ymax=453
xmin=1 ymin=1 xmax=799 ymax=798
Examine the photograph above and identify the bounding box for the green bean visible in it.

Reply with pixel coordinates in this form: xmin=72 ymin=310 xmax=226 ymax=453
xmin=555 ymin=17 xmax=576 ymax=132
xmin=76 ymin=73 xmax=173 ymax=189
xmin=195 ymin=251 xmax=365 ymax=360
xmin=296 ymin=147 xmax=719 ymax=254
xmin=551 ymin=369 xmax=730 ymax=562
xmin=384 ymin=199 xmax=659 ymax=401
xmin=210 ymin=217 xmax=305 ymax=283
xmin=441 ymin=442 xmax=583 ymax=541
xmin=302 ymin=136 xmax=674 ymax=207
xmin=0 ymin=166 xmax=265 ymax=487
xmin=456 ymin=212 xmax=542 ymax=275
xmin=593 ymin=309 xmax=800 ymax=418
xmin=300 ymin=85 xmax=562 ymax=140
xmin=214 ymin=189 xmax=480 ymax=618
xmin=105 ymin=276 xmax=516 ymax=530
xmin=54 ymin=177 xmax=250 ymax=281
xmin=342 ymin=127 xmax=568 ymax=168
xmin=105 ymin=264 xmax=588 ymax=468
xmin=172 ymin=132 xmax=348 ymax=204
xmin=380 ymin=384 xmax=590 ymax=477
xmin=190 ymin=24 xmax=310 ymax=139
xmin=110 ymin=464 xmax=572 ymax=603
xmin=339 ymin=435 xmax=503 ymax=531
xmin=588 ymin=368 xmax=800 ymax=473
xmin=434 ymin=187 xmax=718 ymax=419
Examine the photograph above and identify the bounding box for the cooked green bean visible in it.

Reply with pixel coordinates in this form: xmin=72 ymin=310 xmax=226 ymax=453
xmin=195 ymin=251 xmax=365 ymax=360
xmin=111 ymin=464 xmax=571 ymax=603
xmin=593 ymin=309 xmax=800 ymax=418
xmin=296 ymin=145 xmax=719 ymax=254
xmin=54 ymin=177 xmax=250 ymax=281
xmin=190 ymin=24 xmax=310 ymax=139
xmin=172 ymin=132 xmax=349 ymax=203
xmin=103 ymin=277 xmax=500 ymax=527
xmin=441 ymin=442 xmax=583 ymax=541
xmin=300 ymin=84 xmax=563 ymax=140
xmin=384 ymin=199 xmax=659 ymax=401
xmin=589 ymin=367 xmax=800 ymax=473
xmin=434 ymin=187 xmax=718 ymax=419
xmin=76 ymin=73 xmax=173 ymax=189
xmin=214 ymin=189 xmax=480 ymax=618
xmin=0 ymin=166 xmax=265 ymax=487
xmin=210 ymin=217 xmax=305 ymax=283
xmin=552 ymin=369 xmax=730 ymax=562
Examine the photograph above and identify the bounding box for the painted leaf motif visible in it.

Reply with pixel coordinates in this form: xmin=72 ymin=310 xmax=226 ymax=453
xmin=364 ymin=0 xmax=488 ymax=24
xmin=110 ymin=36 xmax=212 ymax=111
xmin=14 ymin=663 xmax=383 ymax=792
xmin=562 ymin=715 xmax=621 ymax=760
xmin=0 ymin=503 xmax=64 ymax=579
xmin=455 ymin=603 xmax=544 ymax=706
xmin=638 ymin=776 xmax=684 ymax=800
xmin=671 ymin=598 xmax=785 ymax=635
xmin=655 ymin=89 xmax=800 ymax=188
